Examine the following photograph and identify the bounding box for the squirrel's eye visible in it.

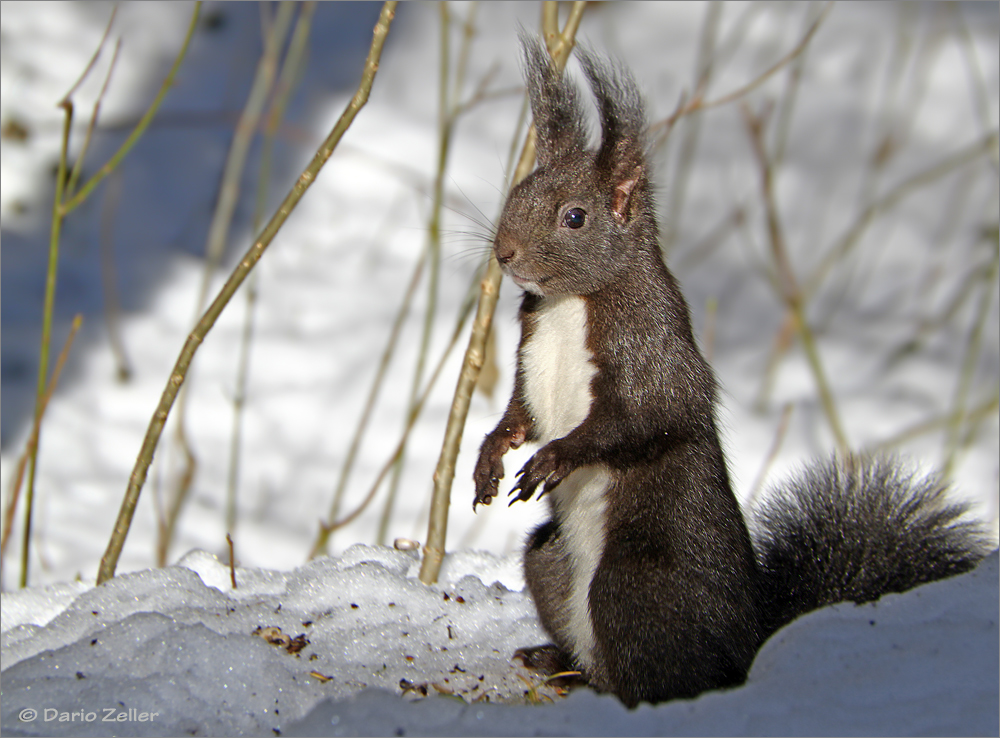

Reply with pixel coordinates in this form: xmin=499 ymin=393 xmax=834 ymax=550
xmin=563 ymin=207 xmax=587 ymax=229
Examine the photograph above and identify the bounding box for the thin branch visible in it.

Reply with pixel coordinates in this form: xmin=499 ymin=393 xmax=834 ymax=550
xmin=58 ymin=6 xmax=119 ymax=107
xmin=746 ymin=403 xmax=794 ymax=507
xmin=160 ymin=0 xmax=287 ymax=566
xmin=1 ymin=316 xmax=83 ymax=567
xmin=384 ymin=1 xmax=455 ymax=553
xmin=866 ymin=395 xmax=999 ymax=454
xmin=380 ymin=2 xmax=488 ymax=552
xmin=374 ymin=252 xmax=427 ymax=547
xmin=22 ymin=94 xmax=75 ymax=589
xmin=194 ymin=1 xmax=297 ymax=315
xmin=315 ymin=243 xmax=424 ymax=556
xmin=227 ymin=1 xmax=316 ymax=538
xmin=418 ymin=0 xmax=588 ymax=585
xmin=661 ymin=1 xmax=722 ymax=251
xmin=884 ymin=246 xmax=995 ymax=370
xmin=742 ymin=103 xmax=849 ymax=456
xmin=309 ymin=287 xmax=478 ymax=553
xmin=942 ymin=234 xmax=998 ymax=479
xmin=61 ymin=3 xmax=202 ymax=214
xmin=66 ymin=38 xmax=123 ymax=198
xmin=805 ymin=130 xmax=999 ymax=296
xmin=97 ymin=1 xmax=400 ymax=585
xmin=771 ymin=4 xmax=818 ymax=169
xmin=226 ymin=533 xmax=237 ymax=589
xmin=948 ymin=3 xmax=998 ymax=144
xmin=99 ymin=170 xmax=132 ymax=381
xmin=155 ymin=433 xmax=195 ymax=568
xmin=651 ymin=2 xmax=834 ymax=141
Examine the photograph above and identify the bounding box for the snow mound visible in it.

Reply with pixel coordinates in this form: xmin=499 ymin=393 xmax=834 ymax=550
xmin=1 ymin=545 xmax=552 ymax=736
xmin=293 ymin=551 xmax=1000 ymax=737
xmin=1 ymin=547 xmax=996 ymax=737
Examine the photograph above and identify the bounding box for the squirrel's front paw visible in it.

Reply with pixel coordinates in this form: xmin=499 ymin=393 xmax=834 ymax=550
xmin=510 ymin=442 xmax=572 ymax=504
xmin=473 ymin=450 xmax=503 ymax=508
xmin=473 ymin=428 xmax=524 ymax=508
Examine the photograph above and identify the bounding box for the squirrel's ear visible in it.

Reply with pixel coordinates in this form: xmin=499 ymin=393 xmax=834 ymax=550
xmin=611 ymin=164 xmax=643 ymax=223
xmin=576 ymin=47 xmax=648 ymax=221
xmin=520 ymin=33 xmax=588 ymax=167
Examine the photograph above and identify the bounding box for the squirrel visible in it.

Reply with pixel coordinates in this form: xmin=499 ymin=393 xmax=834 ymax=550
xmin=471 ymin=37 xmax=993 ymax=708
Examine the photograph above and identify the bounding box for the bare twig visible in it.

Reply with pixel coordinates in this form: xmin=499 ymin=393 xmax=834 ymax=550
xmin=97 ymin=1 xmax=400 ymax=585
xmin=227 ymin=1 xmax=316 ymax=538
xmin=165 ymin=4 xmax=296 ymax=554
xmin=66 ymin=38 xmax=122 ymax=198
xmin=59 ymin=6 xmax=118 ymax=106
xmin=1 ymin=316 xmax=83 ymax=569
xmin=384 ymin=2 xmax=457 ymax=554
xmin=865 ymin=395 xmax=998 ymax=454
xmin=21 ymin=5 xmax=199 ymax=583
xmin=884 ymin=247 xmax=996 ymax=370
xmin=941 ymin=234 xmax=998 ymax=479
xmin=374 ymin=255 xmax=428 ymax=546
xmin=806 ymin=131 xmax=999 ymax=297
xmin=22 ymin=105 xmax=75 ymax=589
xmin=752 ymin=313 xmax=795 ymax=413
xmin=99 ymin=170 xmax=132 ymax=381
xmin=195 ymin=2 xmax=297 ymax=314
xmin=651 ymin=2 xmax=834 ymax=143
xmin=948 ymin=3 xmax=998 ymax=143
xmin=155 ymin=438 xmax=195 ymax=568
xmin=61 ymin=4 xmax=202 ymax=215
xmin=227 ymin=533 xmax=237 ymax=589
xmin=701 ymin=298 xmax=718 ymax=363
xmin=315 ymin=248 xmax=425 ymax=556
xmin=662 ymin=1 xmax=722 ymax=251
xmin=742 ymin=103 xmax=849 ymax=456
xmin=746 ymin=403 xmax=794 ymax=506
xmin=309 ymin=289 xmax=477 ymax=552
xmin=418 ymin=1 xmax=588 ymax=585
xmin=771 ymin=4 xmax=819 ymax=168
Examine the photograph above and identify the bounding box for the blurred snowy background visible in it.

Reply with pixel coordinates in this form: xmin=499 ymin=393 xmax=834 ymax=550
xmin=1 ymin=2 xmax=997 ymax=735
xmin=1 ymin=0 xmax=997 ymax=592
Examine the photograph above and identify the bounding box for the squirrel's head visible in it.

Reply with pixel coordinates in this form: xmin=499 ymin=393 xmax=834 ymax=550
xmin=494 ymin=37 xmax=654 ymax=297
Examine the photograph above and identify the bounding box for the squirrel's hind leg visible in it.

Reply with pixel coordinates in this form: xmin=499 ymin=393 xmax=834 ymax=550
xmin=518 ymin=521 xmax=588 ymax=690
xmin=520 ymin=520 xmax=587 ymax=676
xmin=523 ymin=520 xmax=574 ymax=641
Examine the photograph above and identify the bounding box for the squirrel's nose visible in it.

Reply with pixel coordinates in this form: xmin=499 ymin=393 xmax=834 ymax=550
xmin=495 ymin=241 xmax=515 ymax=264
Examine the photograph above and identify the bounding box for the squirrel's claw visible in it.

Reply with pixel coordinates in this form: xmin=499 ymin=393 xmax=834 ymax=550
xmin=473 ymin=474 xmax=500 ymax=509
xmin=508 ymin=474 xmax=539 ymax=505
xmin=511 ymin=448 xmax=562 ymax=504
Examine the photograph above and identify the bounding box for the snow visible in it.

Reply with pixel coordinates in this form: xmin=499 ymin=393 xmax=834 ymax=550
xmin=1 ymin=545 xmax=556 ymax=735
xmin=1 ymin=1 xmax=998 ymax=736
xmin=1 ymin=548 xmax=996 ymax=736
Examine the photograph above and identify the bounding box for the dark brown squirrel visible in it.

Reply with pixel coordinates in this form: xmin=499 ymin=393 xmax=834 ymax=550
xmin=471 ymin=37 xmax=992 ymax=708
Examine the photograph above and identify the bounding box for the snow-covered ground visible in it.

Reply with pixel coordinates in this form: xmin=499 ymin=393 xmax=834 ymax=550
xmin=0 ymin=547 xmax=996 ymax=736
xmin=1 ymin=1 xmax=998 ymax=735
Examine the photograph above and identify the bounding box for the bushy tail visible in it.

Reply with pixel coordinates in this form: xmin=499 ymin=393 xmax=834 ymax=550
xmin=749 ymin=455 xmax=993 ymax=633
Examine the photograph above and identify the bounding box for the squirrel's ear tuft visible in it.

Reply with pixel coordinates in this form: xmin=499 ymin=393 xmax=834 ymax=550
xmin=576 ymin=47 xmax=648 ymax=219
xmin=520 ymin=32 xmax=588 ymax=167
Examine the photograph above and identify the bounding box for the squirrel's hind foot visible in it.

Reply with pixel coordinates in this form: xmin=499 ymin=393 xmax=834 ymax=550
xmin=513 ymin=644 xmax=588 ymax=689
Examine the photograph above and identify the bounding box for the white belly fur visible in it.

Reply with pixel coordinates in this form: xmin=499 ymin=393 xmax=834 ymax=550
xmin=522 ymin=295 xmax=597 ymax=444
xmin=521 ymin=295 xmax=610 ymax=673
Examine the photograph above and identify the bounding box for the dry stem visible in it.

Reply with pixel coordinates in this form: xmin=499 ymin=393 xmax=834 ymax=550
xmin=1 ymin=316 xmax=83 ymax=569
xmin=418 ymin=0 xmax=587 ymax=585
xmin=97 ymin=1 xmax=400 ymax=584
xmin=742 ymin=103 xmax=849 ymax=456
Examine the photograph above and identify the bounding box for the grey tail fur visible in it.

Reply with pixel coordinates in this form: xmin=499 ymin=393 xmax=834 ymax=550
xmin=750 ymin=455 xmax=993 ymax=632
